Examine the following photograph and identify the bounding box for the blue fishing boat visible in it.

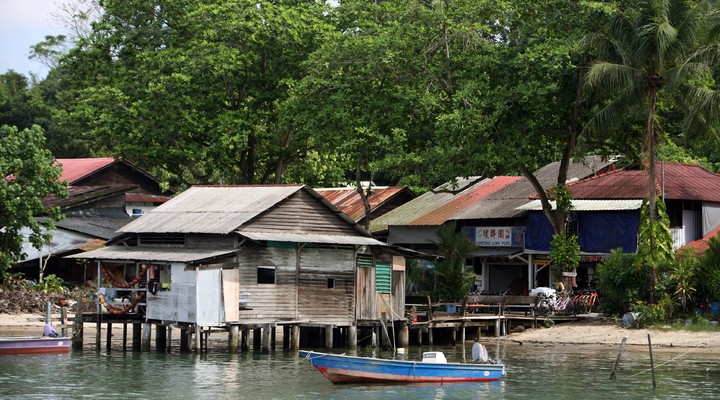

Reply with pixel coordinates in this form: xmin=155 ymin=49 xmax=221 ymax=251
xmin=299 ymin=344 xmax=506 ymax=384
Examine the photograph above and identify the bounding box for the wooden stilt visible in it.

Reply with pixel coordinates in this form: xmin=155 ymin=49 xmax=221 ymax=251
xmin=253 ymin=328 xmax=261 ymax=351
xmin=282 ymin=326 xmax=290 ymax=349
xmin=193 ymin=324 xmax=201 ymax=353
xmin=72 ymin=311 xmax=83 ymax=350
xmin=180 ymin=328 xmax=190 ymax=352
xmin=156 ymin=325 xmax=167 ymax=352
xmin=60 ymin=307 xmax=68 ymax=337
xmin=348 ymin=325 xmax=357 ymax=350
xmin=132 ymin=323 xmax=141 ymax=352
xmin=324 ymin=325 xmax=334 ymax=350
xmin=106 ymin=322 xmax=112 ymax=351
xmin=291 ymin=325 xmax=300 ymax=350
xmin=167 ymin=326 xmax=172 ymax=353
xmin=241 ymin=328 xmax=249 ymax=351
xmin=229 ymin=325 xmax=239 ymax=353
xmin=398 ymin=323 xmax=409 ymax=348
xmin=428 ymin=326 xmax=434 ymax=345
xmin=142 ymin=323 xmax=151 ymax=352
xmin=122 ymin=322 xmax=128 ymax=351
xmin=451 ymin=327 xmax=457 ymax=346
xmin=262 ymin=324 xmax=272 ymax=353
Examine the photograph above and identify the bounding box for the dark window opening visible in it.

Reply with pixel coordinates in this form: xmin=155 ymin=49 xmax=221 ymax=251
xmin=327 ymin=278 xmax=335 ymax=289
xmin=257 ymin=267 xmax=276 ymax=284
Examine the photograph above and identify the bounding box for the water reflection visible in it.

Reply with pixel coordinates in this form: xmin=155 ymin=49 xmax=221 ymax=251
xmin=0 ymin=341 xmax=718 ymax=399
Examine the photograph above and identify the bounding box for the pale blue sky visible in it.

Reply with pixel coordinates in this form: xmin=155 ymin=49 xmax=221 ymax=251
xmin=1 ymin=0 xmax=65 ymax=78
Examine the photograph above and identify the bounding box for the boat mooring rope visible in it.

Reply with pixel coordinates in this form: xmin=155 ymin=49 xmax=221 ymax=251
xmin=627 ymin=344 xmax=705 ymax=378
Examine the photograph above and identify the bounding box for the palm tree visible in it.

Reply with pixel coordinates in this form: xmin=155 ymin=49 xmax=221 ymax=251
xmin=584 ymin=0 xmax=720 ymax=302
xmin=585 ymin=0 xmax=718 ymax=219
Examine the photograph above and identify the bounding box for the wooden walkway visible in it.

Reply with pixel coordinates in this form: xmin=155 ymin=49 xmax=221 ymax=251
xmin=405 ymin=311 xmax=582 ymax=345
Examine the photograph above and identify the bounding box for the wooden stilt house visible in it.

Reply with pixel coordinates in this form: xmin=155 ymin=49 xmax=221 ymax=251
xmin=67 ymin=185 xmax=407 ymax=336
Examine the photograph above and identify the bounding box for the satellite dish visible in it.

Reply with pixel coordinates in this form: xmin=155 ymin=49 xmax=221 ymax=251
xmin=471 ymin=342 xmax=489 ymax=363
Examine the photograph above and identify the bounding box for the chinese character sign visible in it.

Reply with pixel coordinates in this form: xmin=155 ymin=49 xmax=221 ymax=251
xmin=473 ymin=227 xmax=524 ymax=247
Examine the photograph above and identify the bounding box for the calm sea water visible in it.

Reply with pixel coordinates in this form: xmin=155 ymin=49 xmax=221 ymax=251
xmin=1 ymin=339 xmax=718 ymax=399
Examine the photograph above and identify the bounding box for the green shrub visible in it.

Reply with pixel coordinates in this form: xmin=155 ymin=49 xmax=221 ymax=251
xmin=596 ymin=249 xmax=647 ymax=315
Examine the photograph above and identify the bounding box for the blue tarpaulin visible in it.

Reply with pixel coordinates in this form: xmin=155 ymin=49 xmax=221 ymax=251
xmin=525 ymin=210 xmax=639 ymax=254
xmin=577 ymin=211 xmax=639 ymax=253
xmin=525 ymin=212 xmax=554 ymax=252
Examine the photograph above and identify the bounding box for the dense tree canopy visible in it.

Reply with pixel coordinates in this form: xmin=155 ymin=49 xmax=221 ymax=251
xmin=2 ymin=0 xmax=720 ymax=194
xmin=0 ymin=125 xmax=67 ymax=276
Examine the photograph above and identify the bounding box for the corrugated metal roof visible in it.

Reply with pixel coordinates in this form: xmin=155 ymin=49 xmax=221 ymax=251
xmin=119 ymin=185 xmax=305 ymax=234
xmin=55 ymin=158 xmax=116 ymax=184
xmin=43 ymin=185 xmax=137 ymax=209
xmin=65 ymin=246 xmax=238 ymax=263
xmin=515 ymin=199 xmax=643 ymax=211
xmin=452 ymin=156 xmax=616 ymax=220
xmin=369 ymin=177 xmax=486 ymax=232
xmin=57 ymin=215 xmax=132 ymax=239
xmin=316 ymin=186 xmax=412 ymax=221
xmin=568 ymin=162 xmax=720 ymax=202
xmin=237 ymin=231 xmax=387 ymax=246
xmin=19 ymin=227 xmax=97 ymax=262
xmin=125 ymin=193 xmax=170 ymax=203
xmin=416 ymin=176 xmax=522 ymax=225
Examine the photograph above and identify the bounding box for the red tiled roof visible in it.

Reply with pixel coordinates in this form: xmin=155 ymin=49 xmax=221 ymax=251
xmin=682 ymin=225 xmax=720 ymax=254
xmin=317 ymin=186 xmax=411 ymax=221
xmin=55 ymin=158 xmax=116 ymax=184
xmin=567 ymin=162 xmax=720 ymax=202
xmin=411 ymin=176 xmax=522 ymax=225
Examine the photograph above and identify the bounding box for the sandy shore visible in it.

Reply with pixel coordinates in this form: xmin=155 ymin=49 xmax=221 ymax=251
xmin=1 ymin=312 xmax=718 ymax=353
xmin=497 ymin=319 xmax=720 ymax=354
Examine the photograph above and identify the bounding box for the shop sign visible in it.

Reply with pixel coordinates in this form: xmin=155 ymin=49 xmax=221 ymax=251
xmin=464 ymin=226 xmax=525 ymax=247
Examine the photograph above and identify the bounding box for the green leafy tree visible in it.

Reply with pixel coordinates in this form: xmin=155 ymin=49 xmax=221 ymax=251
xmin=56 ymin=0 xmax=334 ymax=187
xmin=0 ymin=125 xmax=67 ymax=278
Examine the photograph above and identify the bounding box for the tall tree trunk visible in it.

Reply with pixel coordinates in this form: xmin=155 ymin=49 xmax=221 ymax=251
xmin=646 ymin=90 xmax=659 ymax=304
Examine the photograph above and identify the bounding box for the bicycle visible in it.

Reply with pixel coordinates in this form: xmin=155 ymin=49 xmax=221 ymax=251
xmin=572 ymin=289 xmax=600 ymax=314
xmin=535 ymin=290 xmax=576 ymax=316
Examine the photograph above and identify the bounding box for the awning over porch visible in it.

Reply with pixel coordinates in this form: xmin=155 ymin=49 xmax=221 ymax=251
xmin=65 ymin=246 xmax=239 ymax=263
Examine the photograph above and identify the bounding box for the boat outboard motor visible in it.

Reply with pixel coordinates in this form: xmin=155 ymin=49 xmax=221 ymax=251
xmin=471 ymin=342 xmax=489 ymax=363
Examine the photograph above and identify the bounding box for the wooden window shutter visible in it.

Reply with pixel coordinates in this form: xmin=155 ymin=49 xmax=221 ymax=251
xmin=375 ymin=263 xmax=391 ymax=293
xmin=356 ymin=253 xmax=374 ymax=268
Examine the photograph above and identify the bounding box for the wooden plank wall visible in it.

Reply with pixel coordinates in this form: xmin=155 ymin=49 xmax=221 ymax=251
xmin=355 ymin=266 xmax=377 ymax=320
xmin=241 ymin=190 xmax=362 ymax=236
xmin=237 ymin=246 xmax=355 ymax=325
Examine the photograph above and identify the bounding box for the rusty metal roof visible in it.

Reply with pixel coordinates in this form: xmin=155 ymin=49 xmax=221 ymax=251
xmin=452 ymin=156 xmax=615 ymax=220
xmin=119 ymin=185 xmax=305 ymax=234
xmin=315 ymin=186 xmax=414 ymax=221
xmin=567 ymin=162 xmax=720 ymax=202
xmin=65 ymin=246 xmax=238 ymax=263
xmin=237 ymin=231 xmax=386 ymax=246
xmin=370 ymin=176 xmax=518 ymax=232
xmin=125 ymin=193 xmax=170 ymax=203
